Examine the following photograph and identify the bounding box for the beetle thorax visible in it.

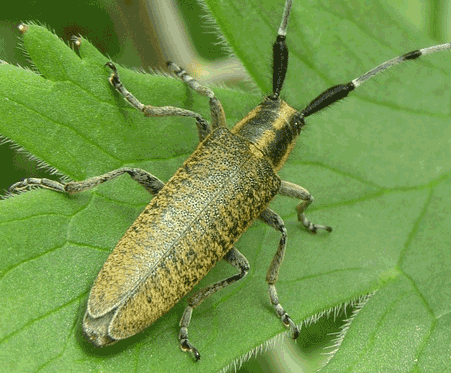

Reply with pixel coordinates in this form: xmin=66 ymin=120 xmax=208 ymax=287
xmin=231 ymin=97 xmax=304 ymax=171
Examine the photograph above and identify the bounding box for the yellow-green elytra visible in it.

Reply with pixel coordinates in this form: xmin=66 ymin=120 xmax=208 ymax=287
xmin=9 ymin=0 xmax=451 ymax=362
xmin=82 ymin=125 xmax=282 ymax=346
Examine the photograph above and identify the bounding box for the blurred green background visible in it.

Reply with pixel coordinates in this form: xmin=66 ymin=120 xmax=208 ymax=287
xmin=0 ymin=0 xmax=450 ymax=371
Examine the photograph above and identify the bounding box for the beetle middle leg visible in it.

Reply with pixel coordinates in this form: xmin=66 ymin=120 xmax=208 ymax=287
xmin=278 ymin=180 xmax=333 ymax=233
xmin=179 ymin=246 xmax=249 ymax=361
xmin=259 ymin=208 xmax=300 ymax=339
xmin=9 ymin=167 xmax=165 ymax=196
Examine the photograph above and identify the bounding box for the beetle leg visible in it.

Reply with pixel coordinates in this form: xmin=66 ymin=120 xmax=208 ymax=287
xmin=9 ymin=167 xmax=165 ymax=196
xmin=167 ymin=62 xmax=226 ymax=130
xmin=259 ymin=208 xmax=299 ymax=339
xmin=278 ymin=180 xmax=332 ymax=233
xmin=179 ymin=247 xmax=249 ymax=361
xmin=105 ymin=62 xmax=211 ymax=142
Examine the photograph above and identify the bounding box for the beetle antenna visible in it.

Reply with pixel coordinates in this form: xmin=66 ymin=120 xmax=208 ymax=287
xmin=271 ymin=0 xmax=292 ymax=99
xmin=301 ymin=42 xmax=451 ymax=118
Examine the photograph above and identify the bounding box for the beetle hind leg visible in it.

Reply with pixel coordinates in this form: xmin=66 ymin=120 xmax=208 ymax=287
xmin=178 ymin=247 xmax=249 ymax=361
xmin=178 ymin=308 xmax=200 ymax=361
xmin=268 ymin=284 xmax=300 ymax=339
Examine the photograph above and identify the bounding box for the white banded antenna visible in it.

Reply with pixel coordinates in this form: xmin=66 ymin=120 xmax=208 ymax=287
xmin=302 ymin=42 xmax=451 ymax=118
xmin=352 ymin=42 xmax=451 ymax=88
xmin=278 ymin=0 xmax=292 ymax=36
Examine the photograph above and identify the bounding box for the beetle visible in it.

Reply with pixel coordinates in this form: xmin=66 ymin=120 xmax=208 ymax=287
xmin=8 ymin=0 xmax=451 ymax=362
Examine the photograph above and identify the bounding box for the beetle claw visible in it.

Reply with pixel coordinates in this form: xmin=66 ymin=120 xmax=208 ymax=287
xmin=180 ymin=339 xmax=201 ymax=361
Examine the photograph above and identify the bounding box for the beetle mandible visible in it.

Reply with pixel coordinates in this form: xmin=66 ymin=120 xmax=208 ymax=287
xmin=9 ymin=0 xmax=451 ymax=361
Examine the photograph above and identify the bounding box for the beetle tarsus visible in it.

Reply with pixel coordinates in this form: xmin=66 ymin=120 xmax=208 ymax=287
xmin=180 ymin=338 xmax=201 ymax=361
xmin=282 ymin=314 xmax=300 ymax=339
xmin=296 ymin=202 xmax=333 ymax=233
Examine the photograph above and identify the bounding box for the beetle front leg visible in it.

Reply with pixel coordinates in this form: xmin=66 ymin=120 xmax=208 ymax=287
xmin=105 ymin=62 xmax=212 ymax=142
xmin=166 ymin=62 xmax=226 ymax=130
xmin=179 ymin=247 xmax=249 ymax=361
xmin=278 ymin=180 xmax=332 ymax=233
xmin=259 ymin=208 xmax=299 ymax=339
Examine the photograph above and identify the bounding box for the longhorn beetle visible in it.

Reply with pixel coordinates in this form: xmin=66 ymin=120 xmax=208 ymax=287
xmin=9 ymin=0 xmax=451 ymax=362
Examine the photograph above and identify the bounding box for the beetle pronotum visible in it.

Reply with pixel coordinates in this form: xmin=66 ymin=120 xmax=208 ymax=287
xmin=8 ymin=0 xmax=451 ymax=362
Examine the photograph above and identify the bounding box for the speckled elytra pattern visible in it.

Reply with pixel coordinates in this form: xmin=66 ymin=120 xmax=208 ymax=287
xmin=83 ymin=127 xmax=281 ymax=341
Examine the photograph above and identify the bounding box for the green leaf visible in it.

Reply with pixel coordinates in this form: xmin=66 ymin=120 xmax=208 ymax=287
xmin=1 ymin=1 xmax=450 ymax=372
